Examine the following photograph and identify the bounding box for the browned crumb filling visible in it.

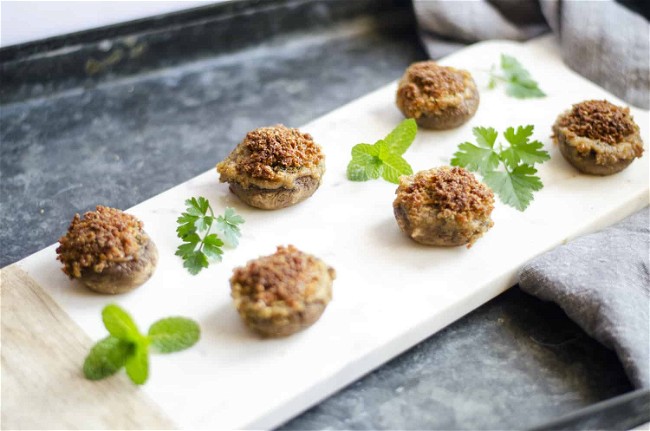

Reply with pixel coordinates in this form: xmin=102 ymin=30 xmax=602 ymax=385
xmin=557 ymin=100 xmax=636 ymax=145
xmin=56 ymin=206 xmax=147 ymax=278
xmin=396 ymin=61 xmax=474 ymax=120
xmin=231 ymin=245 xmax=324 ymax=309
xmin=401 ymin=61 xmax=466 ymax=98
xmin=232 ymin=125 xmax=323 ymax=181
xmin=397 ymin=167 xmax=494 ymax=221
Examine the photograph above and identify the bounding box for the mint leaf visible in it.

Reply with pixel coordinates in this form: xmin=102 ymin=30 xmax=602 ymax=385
xmin=489 ymin=54 xmax=545 ymax=99
xmin=125 ymin=343 xmax=149 ymax=385
xmin=381 ymin=154 xmax=413 ymax=184
xmin=483 ymin=165 xmax=542 ymax=211
xmin=378 ymin=141 xmax=412 ymax=184
xmin=102 ymin=304 xmax=142 ymax=343
xmin=84 ymin=307 xmax=201 ymax=385
xmin=347 ymin=143 xmax=383 ymax=181
xmin=347 ymin=123 xmax=417 ymax=184
xmin=347 ymin=159 xmax=370 ymax=181
xmin=383 ymin=118 xmax=417 ymax=155
xmin=148 ymin=317 xmax=201 ymax=354
xmin=451 ymin=125 xmax=549 ymax=211
xmin=83 ymin=336 xmax=132 ymax=380
xmin=352 ymin=143 xmax=379 ymax=158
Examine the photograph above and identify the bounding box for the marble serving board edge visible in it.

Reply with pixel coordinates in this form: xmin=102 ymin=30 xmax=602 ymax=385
xmin=11 ymin=36 xmax=650 ymax=430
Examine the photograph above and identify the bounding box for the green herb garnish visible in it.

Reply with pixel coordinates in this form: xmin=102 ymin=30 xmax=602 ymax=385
xmin=451 ymin=125 xmax=550 ymax=211
xmin=83 ymin=304 xmax=200 ymax=385
xmin=175 ymin=197 xmax=244 ymax=275
xmin=347 ymin=118 xmax=417 ymax=184
xmin=489 ymin=54 xmax=545 ymax=98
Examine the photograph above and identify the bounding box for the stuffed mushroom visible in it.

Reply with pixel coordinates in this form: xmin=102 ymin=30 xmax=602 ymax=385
xmin=553 ymin=100 xmax=644 ymax=175
xmin=396 ymin=61 xmax=479 ymax=130
xmin=216 ymin=125 xmax=325 ymax=209
xmin=393 ymin=167 xmax=494 ymax=247
xmin=56 ymin=206 xmax=158 ymax=294
xmin=230 ymin=245 xmax=335 ymax=338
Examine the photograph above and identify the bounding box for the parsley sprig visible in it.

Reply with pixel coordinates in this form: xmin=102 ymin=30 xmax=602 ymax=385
xmin=451 ymin=125 xmax=550 ymax=211
xmin=489 ymin=54 xmax=545 ymax=99
xmin=83 ymin=304 xmax=200 ymax=385
xmin=347 ymin=119 xmax=417 ymax=184
xmin=176 ymin=197 xmax=244 ymax=275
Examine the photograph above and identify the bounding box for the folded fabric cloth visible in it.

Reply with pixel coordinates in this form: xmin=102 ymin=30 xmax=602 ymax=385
xmin=413 ymin=0 xmax=650 ymax=109
xmin=518 ymin=208 xmax=650 ymax=388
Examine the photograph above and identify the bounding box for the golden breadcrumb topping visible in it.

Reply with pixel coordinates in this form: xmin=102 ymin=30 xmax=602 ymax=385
xmin=396 ymin=167 xmax=494 ymax=221
xmin=217 ymin=125 xmax=324 ymax=182
xmin=557 ymin=100 xmax=636 ymax=145
xmin=230 ymin=245 xmax=333 ymax=309
xmin=56 ymin=206 xmax=147 ymax=278
xmin=396 ymin=61 xmax=475 ymax=119
xmin=401 ymin=61 xmax=466 ymax=98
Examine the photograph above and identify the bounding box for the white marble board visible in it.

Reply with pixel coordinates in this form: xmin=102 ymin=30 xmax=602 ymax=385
xmin=17 ymin=36 xmax=650 ymax=429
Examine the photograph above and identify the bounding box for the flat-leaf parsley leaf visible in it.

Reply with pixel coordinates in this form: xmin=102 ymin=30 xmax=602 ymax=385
xmin=347 ymin=119 xmax=417 ymax=184
xmin=175 ymin=197 xmax=244 ymax=275
xmin=451 ymin=125 xmax=550 ymax=211
xmin=489 ymin=54 xmax=545 ymax=99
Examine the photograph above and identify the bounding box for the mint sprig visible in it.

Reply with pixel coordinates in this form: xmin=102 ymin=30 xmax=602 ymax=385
xmin=451 ymin=125 xmax=550 ymax=211
xmin=175 ymin=197 xmax=244 ymax=275
xmin=347 ymin=119 xmax=417 ymax=184
xmin=83 ymin=304 xmax=200 ymax=385
xmin=489 ymin=54 xmax=545 ymax=99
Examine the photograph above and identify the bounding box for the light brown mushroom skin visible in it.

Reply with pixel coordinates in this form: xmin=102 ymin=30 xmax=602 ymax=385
xmin=404 ymin=85 xmax=480 ymax=131
xmin=231 ymin=248 xmax=335 ymax=338
xmin=79 ymin=239 xmax=158 ymax=294
xmin=228 ymin=176 xmax=320 ymax=210
xmin=393 ymin=203 xmax=491 ymax=247
xmin=553 ymin=124 xmax=637 ymax=176
xmin=392 ymin=167 xmax=494 ymax=247
xmin=243 ymin=292 xmax=331 ymax=338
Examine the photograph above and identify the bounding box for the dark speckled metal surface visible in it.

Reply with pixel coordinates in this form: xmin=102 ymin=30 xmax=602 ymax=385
xmin=0 ymin=0 xmax=635 ymax=429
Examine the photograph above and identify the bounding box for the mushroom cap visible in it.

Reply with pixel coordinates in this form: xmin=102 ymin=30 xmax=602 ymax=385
xmin=228 ymin=176 xmax=321 ymax=210
xmin=216 ymin=125 xmax=325 ymax=209
xmin=393 ymin=167 xmax=494 ymax=247
xmin=396 ymin=61 xmax=479 ymax=130
xmin=56 ymin=206 xmax=158 ymax=294
xmin=80 ymin=240 xmax=158 ymax=294
xmin=230 ymin=245 xmax=335 ymax=337
xmin=552 ymin=100 xmax=644 ymax=176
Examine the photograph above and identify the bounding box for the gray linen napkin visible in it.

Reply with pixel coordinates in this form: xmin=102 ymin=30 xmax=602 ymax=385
xmin=519 ymin=208 xmax=650 ymax=388
xmin=413 ymin=1 xmax=650 ymax=388
xmin=413 ymin=0 xmax=650 ymax=109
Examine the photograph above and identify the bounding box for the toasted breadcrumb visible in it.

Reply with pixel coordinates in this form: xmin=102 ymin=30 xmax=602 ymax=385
xmin=396 ymin=61 xmax=474 ymax=119
xmin=231 ymin=245 xmax=335 ymax=309
xmin=557 ymin=100 xmax=636 ymax=145
xmin=396 ymin=167 xmax=494 ymax=222
xmin=56 ymin=206 xmax=147 ymax=278
xmin=217 ymin=125 xmax=324 ymax=184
